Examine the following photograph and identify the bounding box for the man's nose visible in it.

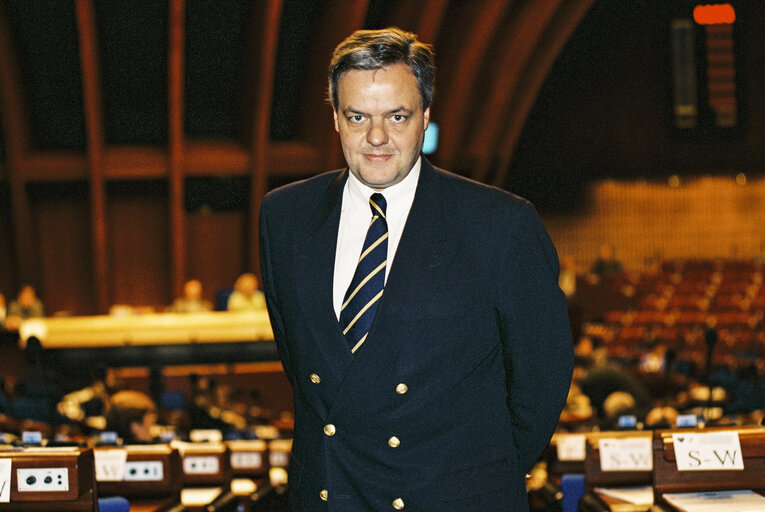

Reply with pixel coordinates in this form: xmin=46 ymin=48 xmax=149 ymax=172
xmin=366 ymin=119 xmax=388 ymax=146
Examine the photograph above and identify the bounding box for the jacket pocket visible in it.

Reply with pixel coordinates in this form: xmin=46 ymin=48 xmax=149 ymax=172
xmin=437 ymin=458 xmax=515 ymax=502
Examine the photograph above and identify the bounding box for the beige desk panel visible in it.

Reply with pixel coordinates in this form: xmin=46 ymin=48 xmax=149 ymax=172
xmin=18 ymin=310 xmax=273 ymax=349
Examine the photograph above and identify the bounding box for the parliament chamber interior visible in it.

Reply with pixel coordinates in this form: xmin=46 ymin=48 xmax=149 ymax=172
xmin=0 ymin=1 xmax=763 ymax=511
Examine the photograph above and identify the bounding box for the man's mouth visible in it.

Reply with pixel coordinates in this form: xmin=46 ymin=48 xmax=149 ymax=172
xmin=364 ymin=153 xmax=392 ymax=163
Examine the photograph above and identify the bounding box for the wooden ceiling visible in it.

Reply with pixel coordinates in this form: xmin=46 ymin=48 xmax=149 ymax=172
xmin=0 ymin=0 xmax=597 ymax=180
xmin=0 ymin=0 xmax=595 ymax=310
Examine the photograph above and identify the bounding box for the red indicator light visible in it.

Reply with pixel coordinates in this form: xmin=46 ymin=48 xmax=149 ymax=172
xmin=693 ymin=4 xmax=736 ymax=25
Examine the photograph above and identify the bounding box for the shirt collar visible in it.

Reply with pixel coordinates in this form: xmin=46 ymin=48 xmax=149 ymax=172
xmin=346 ymin=156 xmax=421 ymax=208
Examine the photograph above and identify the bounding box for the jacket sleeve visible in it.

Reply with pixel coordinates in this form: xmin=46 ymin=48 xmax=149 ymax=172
xmin=258 ymin=198 xmax=296 ymax=386
xmin=497 ymin=201 xmax=573 ymax=472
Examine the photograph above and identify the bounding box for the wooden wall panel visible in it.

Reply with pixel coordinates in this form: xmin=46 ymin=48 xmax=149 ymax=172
xmin=31 ymin=185 xmax=95 ymax=316
xmin=186 ymin=209 xmax=247 ymax=305
xmin=543 ymin=176 xmax=765 ymax=273
xmin=107 ymin=183 xmax=170 ymax=309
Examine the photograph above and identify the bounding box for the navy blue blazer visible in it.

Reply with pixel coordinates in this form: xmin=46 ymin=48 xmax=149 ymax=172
xmin=259 ymin=159 xmax=573 ymax=511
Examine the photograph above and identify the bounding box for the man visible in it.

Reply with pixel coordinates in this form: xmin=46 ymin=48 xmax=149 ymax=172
xmin=6 ymin=284 xmax=44 ymax=330
xmin=227 ymin=272 xmax=266 ymax=311
xmin=169 ymin=279 xmax=213 ymax=313
xmin=259 ymin=27 xmax=573 ymax=511
xmin=105 ymin=390 xmax=158 ymax=444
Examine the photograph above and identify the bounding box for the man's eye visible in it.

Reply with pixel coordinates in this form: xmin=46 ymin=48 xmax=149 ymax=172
xmin=391 ymin=114 xmax=406 ymax=122
xmin=349 ymin=115 xmax=365 ymax=122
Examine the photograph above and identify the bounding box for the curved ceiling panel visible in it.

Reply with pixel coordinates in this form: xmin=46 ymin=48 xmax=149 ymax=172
xmin=0 ymin=0 xmax=593 ymax=185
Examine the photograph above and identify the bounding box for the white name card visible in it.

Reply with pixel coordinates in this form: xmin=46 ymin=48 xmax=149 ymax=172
xmin=672 ymin=431 xmax=744 ymax=471
xmin=0 ymin=458 xmax=11 ymax=503
xmin=599 ymin=437 xmax=653 ymax=471
xmin=95 ymin=449 xmax=128 ymax=481
xmin=231 ymin=451 xmax=263 ymax=470
xmin=556 ymin=434 xmax=586 ymax=461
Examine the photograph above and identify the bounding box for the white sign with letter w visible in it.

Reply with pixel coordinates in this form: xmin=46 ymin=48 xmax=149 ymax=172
xmin=672 ymin=431 xmax=744 ymax=471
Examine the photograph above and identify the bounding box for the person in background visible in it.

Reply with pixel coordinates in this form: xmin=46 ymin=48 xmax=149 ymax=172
xmin=6 ymin=284 xmax=44 ymax=330
xmin=578 ymin=363 xmax=653 ymax=428
xmin=589 ymin=243 xmax=623 ymax=278
xmin=0 ymin=292 xmax=6 ymax=329
xmin=57 ymin=364 xmax=115 ymax=431
xmin=702 ymin=315 xmax=718 ymax=383
xmin=11 ymin=337 xmax=63 ymax=424
xmin=105 ymin=390 xmax=158 ymax=444
xmin=227 ymin=273 xmax=266 ymax=311
xmin=168 ymin=279 xmax=213 ymax=313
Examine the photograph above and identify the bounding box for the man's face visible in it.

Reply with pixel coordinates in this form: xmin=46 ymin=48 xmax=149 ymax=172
xmin=333 ymin=63 xmax=430 ymax=190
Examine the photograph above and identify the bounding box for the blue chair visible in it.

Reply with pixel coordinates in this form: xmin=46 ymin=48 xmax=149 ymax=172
xmin=98 ymin=496 xmax=130 ymax=512
xmin=560 ymin=473 xmax=585 ymax=512
xmin=214 ymin=288 xmax=234 ymax=311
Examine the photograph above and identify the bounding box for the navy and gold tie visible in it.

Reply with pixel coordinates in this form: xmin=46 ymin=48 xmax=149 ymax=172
xmin=340 ymin=193 xmax=388 ymax=353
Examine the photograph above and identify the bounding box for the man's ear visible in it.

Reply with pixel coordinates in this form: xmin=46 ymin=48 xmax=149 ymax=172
xmin=422 ymin=107 xmax=431 ymax=131
xmin=129 ymin=419 xmax=150 ymax=442
xmin=333 ymin=107 xmax=340 ymax=132
xmin=129 ymin=420 xmax=142 ymax=439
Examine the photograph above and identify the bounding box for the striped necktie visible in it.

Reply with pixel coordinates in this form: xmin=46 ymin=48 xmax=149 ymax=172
xmin=340 ymin=193 xmax=388 ymax=353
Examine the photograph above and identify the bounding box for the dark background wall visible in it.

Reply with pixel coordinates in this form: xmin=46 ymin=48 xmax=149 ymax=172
xmin=510 ymin=0 xmax=763 ymax=212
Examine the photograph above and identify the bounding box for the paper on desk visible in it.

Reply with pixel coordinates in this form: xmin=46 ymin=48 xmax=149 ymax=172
xmin=181 ymin=487 xmax=223 ymax=506
xmin=594 ymin=485 xmax=654 ymax=505
xmin=663 ymin=490 xmax=765 ymax=512
xmin=94 ymin=449 xmax=127 ymax=481
xmin=0 ymin=458 xmax=11 ymax=503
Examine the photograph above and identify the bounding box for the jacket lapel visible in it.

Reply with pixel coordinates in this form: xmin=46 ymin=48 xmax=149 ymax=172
xmin=292 ymin=171 xmax=354 ymax=382
xmin=377 ymin=160 xmax=456 ymax=320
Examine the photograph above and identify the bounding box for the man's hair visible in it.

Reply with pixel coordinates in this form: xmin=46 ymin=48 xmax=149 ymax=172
xmin=105 ymin=390 xmax=156 ymax=443
xmin=328 ymin=27 xmax=435 ymax=110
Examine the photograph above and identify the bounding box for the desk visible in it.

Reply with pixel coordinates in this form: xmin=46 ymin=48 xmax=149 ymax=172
xmin=653 ymin=426 xmax=765 ymax=509
xmin=16 ymin=311 xmax=279 ymax=368
xmin=0 ymin=447 xmax=96 ymax=511
xmin=19 ymin=311 xmax=273 ymax=348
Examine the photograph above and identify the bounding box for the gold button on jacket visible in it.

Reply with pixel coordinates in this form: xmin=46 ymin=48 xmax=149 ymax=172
xmin=320 ymin=489 xmax=328 ymax=501
xmin=310 ymin=373 xmax=321 ymax=384
xmin=392 ymin=497 xmax=405 ymax=509
xmin=388 ymin=436 xmax=400 ymax=448
xmin=323 ymin=424 xmax=336 ymax=436
xmin=395 ymin=383 xmax=408 ymax=394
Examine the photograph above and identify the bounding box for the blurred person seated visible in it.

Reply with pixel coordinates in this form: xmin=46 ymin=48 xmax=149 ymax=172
xmin=57 ymin=364 xmax=115 ymax=432
xmin=640 ymin=339 xmax=669 ymax=374
xmin=0 ymin=378 xmax=11 ymax=417
xmin=559 ymin=381 xmax=594 ymax=426
xmin=601 ymin=390 xmax=640 ymax=429
xmin=168 ymin=279 xmax=213 ymax=313
xmin=644 ymin=404 xmax=680 ymax=429
xmin=702 ymin=315 xmax=718 ymax=383
xmin=574 ymin=335 xmax=609 ymax=370
xmin=187 ymin=374 xmax=247 ymax=435
xmin=723 ymin=362 xmax=765 ymax=415
xmin=578 ymin=363 xmax=653 ymax=428
xmin=589 ymin=243 xmax=623 ymax=278
xmin=227 ymin=273 xmax=266 ymax=311
xmin=10 ymin=337 xmax=63 ymax=424
xmin=0 ymin=292 xmax=6 ymax=328
xmin=105 ymin=390 xmax=158 ymax=444
xmin=5 ymin=284 xmax=44 ymax=330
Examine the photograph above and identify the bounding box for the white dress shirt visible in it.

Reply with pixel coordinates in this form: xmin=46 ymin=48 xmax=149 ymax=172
xmin=332 ymin=157 xmax=421 ymax=319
